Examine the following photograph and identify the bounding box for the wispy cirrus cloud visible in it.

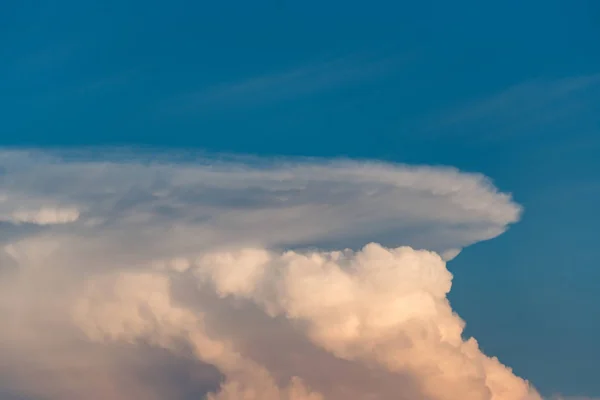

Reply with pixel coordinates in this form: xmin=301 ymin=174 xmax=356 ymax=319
xmin=418 ymin=73 xmax=600 ymax=143
xmin=168 ymin=56 xmax=399 ymax=113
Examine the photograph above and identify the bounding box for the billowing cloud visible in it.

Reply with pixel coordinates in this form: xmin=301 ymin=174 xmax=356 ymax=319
xmin=0 ymin=149 xmax=540 ymax=399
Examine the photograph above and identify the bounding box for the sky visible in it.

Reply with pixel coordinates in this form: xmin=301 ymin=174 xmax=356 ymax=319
xmin=1 ymin=1 xmax=599 ymax=399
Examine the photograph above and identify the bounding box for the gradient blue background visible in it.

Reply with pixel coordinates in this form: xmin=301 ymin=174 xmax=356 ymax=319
xmin=2 ymin=1 xmax=599 ymax=397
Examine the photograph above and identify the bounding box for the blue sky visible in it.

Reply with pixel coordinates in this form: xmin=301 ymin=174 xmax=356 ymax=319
xmin=1 ymin=1 xmax=600 ymax=398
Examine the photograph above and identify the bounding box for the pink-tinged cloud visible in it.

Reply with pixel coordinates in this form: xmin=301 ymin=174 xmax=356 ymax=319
xmin=0 ymin=149 xmax=543 ymax=399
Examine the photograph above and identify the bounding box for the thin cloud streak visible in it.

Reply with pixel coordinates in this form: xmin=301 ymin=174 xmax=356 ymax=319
xmin=417 ymin=73 xmax=600 ymax=143
xmin=168 ymin=56 xmax=400 ymax=113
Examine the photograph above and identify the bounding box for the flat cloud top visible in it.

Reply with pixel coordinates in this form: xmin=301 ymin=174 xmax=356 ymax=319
xmin=0 ymin=149 xmax=538 ymax=400
xmin=0 ymin=149 xmax=520 ymax=257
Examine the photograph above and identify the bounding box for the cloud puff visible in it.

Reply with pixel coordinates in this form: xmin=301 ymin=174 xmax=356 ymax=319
xmin=0 ymin=149 xmax=539 ymax=399
xmin=6 ymin=207 xmax=80 ymax=225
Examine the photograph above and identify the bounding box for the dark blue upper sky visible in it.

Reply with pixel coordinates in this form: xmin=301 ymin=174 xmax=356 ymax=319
xmin=2 ymin=1 xmax=600 ymax=397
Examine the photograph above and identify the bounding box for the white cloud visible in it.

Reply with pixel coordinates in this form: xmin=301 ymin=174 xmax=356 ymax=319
xmin=8 ymin=207 xmax=80 ymax=225
xmin=0 ymin=149 xmax=547 ymax=400
xmin=0 ymin=150 xmax=520 ymax=254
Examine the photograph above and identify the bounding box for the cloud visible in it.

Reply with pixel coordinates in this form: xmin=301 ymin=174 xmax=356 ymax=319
xmin=6 ymin=207 xmax=80 ymax=225
xmin=419 ymin=73 xmax=600 ymax=143
xmin=0 ymin=149 xmax=520 ymax=255
xmin=169 ymin=56 xmax=396 ymax=112
xmin=0 ymin=149 xmax=543 ymax=399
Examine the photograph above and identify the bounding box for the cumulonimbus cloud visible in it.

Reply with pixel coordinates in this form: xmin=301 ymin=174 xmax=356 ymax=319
xmin=0 ymin=149 xmax=539 ymax=399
